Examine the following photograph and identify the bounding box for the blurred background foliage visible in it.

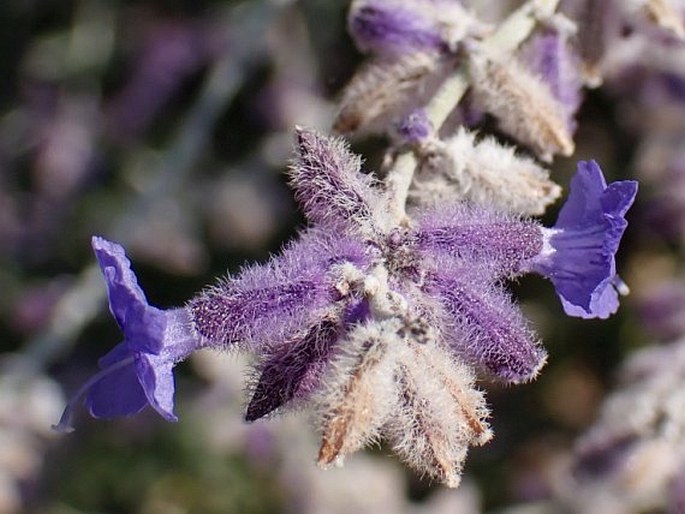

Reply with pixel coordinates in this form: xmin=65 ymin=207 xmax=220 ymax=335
xmin=0 ymin=0 xmax=666 ymax=512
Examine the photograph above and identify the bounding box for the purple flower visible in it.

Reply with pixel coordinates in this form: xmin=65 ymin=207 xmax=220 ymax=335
xmin=60 ymin=129 xmax=635 ymax=486
xmin=409 ymin=161 xmax=638 ymax=319
xmin=531 ymin=161 xmax=638 ymax=318
xmin=395 ymin=109 xmax=433 ymax=144
xmin=53 ymin=237 xmax=201 ymax=432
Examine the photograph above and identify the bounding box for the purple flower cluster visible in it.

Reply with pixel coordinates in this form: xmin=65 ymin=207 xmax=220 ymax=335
xmin=56 ymin=129 xmax=636 ymax=485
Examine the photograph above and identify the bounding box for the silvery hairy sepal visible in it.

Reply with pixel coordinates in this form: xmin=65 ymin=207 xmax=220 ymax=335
xmin=467 ymin=45 xmax=575 ymax=161
xmin=410 ymin=127 xmax=562 ymax=215
xmin=334 ymin=52 xmax=454 ymax=136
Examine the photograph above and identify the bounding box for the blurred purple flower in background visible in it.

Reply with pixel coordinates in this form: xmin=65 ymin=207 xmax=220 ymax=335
xmin=105 ymin=16 xmax=220 ymax=143
xmin=639 ymin=279 xmax=685 ymax=341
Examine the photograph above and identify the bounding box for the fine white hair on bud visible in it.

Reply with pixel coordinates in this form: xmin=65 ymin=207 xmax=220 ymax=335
xmin=467 ymin=48 xmax=575 ymax=162
xmin=316 ymin=322 xmax=399 ymax=468
xmin=411 ymin=128 xmax=562 ymax=215
xmin=291 ymin=128 xmax=390 ymax=235
xmin=334 ymin=52 xmax=454 ymax=137
xmin=622 ymin=0 xmax=685 ymax=39
xmin=383 ymin=340 xmax=491 ymax=488
xmin=644 ymin=0 xmax=685 ymax=38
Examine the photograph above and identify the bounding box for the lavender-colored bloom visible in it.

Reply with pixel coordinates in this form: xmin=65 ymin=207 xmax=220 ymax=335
xmin=59 ymin=129 xmax=635 ymax=486
xmin=409 ymin=161 xmax=637 ymax=319
xmin=531 ymin=160 xmax=638 ymax=318
xmin=348 ymin=1 xmax=445 ymax=57
xmin=395 ymin=109 xmax=433 ymax=144
xmin=54 ymin=237 xmax=202 ymax=431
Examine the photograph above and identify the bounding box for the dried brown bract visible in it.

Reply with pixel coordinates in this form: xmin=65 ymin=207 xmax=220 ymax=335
xmin=315 ymin=318 xmax=491 ymax=488
xmin=468 ymin=48 xmax=575 ymax=161
xmin=334 ymin=52 xmax=455 ymax=136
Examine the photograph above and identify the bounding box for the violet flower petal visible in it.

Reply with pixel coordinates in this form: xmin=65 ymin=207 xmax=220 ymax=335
xmin=137 ymin=355 xmax=177 ymax=422
xmin=531 ymin=161 xmax=638 ymax=318
xmin=86 ymin=354 xmax=148 ymax=419
xmin=92 ymin=236 xmax=166 ymax=355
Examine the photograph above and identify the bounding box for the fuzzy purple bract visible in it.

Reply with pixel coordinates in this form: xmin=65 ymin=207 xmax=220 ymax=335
xmin=348 ymin=2 xmax=445 ymax=56
xmin=520 ymin=29 xmax=583 ymax=132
